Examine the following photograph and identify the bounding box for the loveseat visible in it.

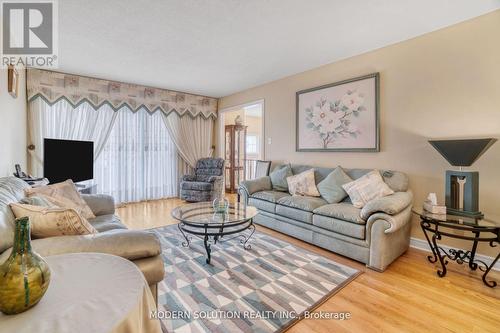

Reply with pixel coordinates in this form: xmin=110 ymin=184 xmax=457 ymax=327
xmin=0 ymin=177 xmax=165 ymax=301
xmin=239 ymin=164 xmax=413 ymax=271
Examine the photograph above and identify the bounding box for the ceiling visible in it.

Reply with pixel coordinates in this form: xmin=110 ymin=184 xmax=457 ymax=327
xmin=59 ymin=1 xmax=500 ymax=97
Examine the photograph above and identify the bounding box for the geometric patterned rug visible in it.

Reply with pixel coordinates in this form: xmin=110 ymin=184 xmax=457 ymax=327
xmin=150 ymin=224 xmax=361 ymax=333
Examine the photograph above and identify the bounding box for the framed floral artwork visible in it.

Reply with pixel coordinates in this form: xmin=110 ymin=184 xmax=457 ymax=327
xmin=296 ymin=73 xmax=379 ymax=152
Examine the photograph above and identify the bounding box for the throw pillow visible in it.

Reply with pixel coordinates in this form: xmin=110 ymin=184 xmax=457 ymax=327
xmin=342 ymin=170 xmax=394 ymax=208
xmin=10 ymin=203 xmax=98 ymax=238
xmin=20 ymin=196 xmax=55 ymax=207
xmin=317 ymin=167 xmax=353 ymax=203
xmin=286 ymin=169 xmax=320 ymax=197
xmin=269 ymin=164 xmax=293 ymax=191
xmin=25 ymin=180 xmax=95 ymax=219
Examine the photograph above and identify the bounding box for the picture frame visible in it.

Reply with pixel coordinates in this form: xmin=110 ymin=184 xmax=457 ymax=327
xmin=8 ymin=65 xmax=19 ymax=98
xmin=296 ymin=73 xmax=380 ymax=152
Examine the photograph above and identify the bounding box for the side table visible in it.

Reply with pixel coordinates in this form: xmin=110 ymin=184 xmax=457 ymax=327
xmin=413 ymin=209 xmax=499 ymax=288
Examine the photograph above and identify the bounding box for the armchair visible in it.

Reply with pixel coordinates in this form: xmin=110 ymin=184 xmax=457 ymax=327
xmin=180 ymin=158 xmax=224 ymax=202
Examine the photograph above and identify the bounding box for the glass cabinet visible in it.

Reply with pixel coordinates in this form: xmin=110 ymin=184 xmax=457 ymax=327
xmin=225 ymin=124 xmax=247 ymax=193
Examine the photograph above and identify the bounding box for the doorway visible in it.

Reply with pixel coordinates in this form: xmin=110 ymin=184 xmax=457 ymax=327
xmin=219 ymin=100 xmax=264 ymax=192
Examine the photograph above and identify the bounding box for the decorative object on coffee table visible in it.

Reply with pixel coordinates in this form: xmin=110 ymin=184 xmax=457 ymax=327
xmin=296 ymin=73 xmax=379 ymax=152
xmin=0 ymin=217 xmax=51 ymax=315
xmin=172 ymin=202 xmax=257 ymax=264
xmin=429 ymin=138 xmax=497 ymax=218
xmin=212 ymin=197 xmax=229 ymax=213
xmin=413 ymin=208 xmax=499 ymax=288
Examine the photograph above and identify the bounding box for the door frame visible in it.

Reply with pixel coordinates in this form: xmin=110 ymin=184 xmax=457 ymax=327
xmin=218 ymin=99 xmax=265 ymax=160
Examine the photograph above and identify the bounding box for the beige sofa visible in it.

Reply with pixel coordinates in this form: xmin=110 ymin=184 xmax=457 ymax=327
xmin=0 ymin=177 xmax=165 ymax=301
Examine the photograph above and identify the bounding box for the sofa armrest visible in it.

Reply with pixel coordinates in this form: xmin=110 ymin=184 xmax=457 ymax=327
xmin=181 ymin=175 xmax=197 ymax=182
xmin=360 ymin=191 xmax=413 ymax=221
xmin=365 ymin=204 xmax=413 ymax=234
xmin=207 ymin=175 xmax=223 ymax=183
xmin=239 ymin=176 xmax=272 ymax=196
xmin=0 ymin=229 xmax=162 ymax=264
xmin=81 ymin=194 xmax=115 ymax=216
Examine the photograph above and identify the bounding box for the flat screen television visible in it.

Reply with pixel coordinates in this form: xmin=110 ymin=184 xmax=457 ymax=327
xmin=43 ymin=138 xmax=94 ymax=184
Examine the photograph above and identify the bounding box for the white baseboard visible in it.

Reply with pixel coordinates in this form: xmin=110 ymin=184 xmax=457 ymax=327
xmin=410 ymin=237 xmax=499 ymax=272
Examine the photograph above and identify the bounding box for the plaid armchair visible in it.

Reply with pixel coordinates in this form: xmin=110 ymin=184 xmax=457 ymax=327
xmin=180 ymin=158 xmax=225 ymax=202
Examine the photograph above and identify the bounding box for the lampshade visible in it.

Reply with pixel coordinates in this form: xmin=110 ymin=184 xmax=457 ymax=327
xmin=429 ymin=138 xmax=497 ymax=167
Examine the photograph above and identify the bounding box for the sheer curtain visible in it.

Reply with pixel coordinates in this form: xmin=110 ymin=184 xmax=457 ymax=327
xmin=94 ymin=107 xmax=178 ymax=204
xmin=29 ymin=98 xmax=178 ymax=204
xmin=28 ymin=98 xmax=117 ymax=177
xmin=162 ymin=112 xmax=214 ymax=169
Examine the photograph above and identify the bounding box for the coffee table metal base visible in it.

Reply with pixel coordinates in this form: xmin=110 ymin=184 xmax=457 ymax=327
xmin=178 ymin=219 xmax=255 ymax=264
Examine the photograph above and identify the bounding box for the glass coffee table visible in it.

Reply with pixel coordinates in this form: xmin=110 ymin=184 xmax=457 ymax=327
xmin=172 ymin=202 xmax=258 ymax=264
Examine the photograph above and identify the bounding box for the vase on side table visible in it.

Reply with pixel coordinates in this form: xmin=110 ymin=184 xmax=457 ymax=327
xmin=0 ymin=216 xmax=51 ymax=314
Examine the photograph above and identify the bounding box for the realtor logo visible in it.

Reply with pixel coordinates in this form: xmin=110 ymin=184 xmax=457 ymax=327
xmin=1 ymin=0 xmax=58 ymax=68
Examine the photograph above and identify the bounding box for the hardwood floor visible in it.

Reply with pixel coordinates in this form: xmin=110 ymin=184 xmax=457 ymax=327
xmin=117 ymin=197 xmax=500 ymax=333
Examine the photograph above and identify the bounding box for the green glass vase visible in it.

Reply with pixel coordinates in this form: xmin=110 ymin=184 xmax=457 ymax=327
xmin=0 ymin=217 xmax=51 ymax=315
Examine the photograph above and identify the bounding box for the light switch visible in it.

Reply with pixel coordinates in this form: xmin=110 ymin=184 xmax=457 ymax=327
xmin=268 ymin=137 xmax=272 ymax=145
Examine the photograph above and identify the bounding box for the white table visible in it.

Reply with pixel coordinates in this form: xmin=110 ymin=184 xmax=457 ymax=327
xmin=0 ymin=253 xmax=162 ymax=333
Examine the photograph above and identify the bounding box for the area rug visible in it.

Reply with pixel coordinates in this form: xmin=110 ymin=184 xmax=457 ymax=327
xmin=150 ymin=224 xmax=360 ymax=333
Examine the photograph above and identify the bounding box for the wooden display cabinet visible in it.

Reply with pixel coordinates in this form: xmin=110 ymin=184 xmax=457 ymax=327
xmin=225 ymin=124 xmax=247 ymax=193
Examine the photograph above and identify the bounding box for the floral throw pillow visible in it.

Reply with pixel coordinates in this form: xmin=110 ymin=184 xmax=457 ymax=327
xmin=10 ymin=203 xmax=97 ymax=238
xmin=286 ymin=169 xmax=321 ymax=197
xmin=342 ymin=170 xmax=394 ymax=208
xmin=25 ymin=179 xmax=95 ymax=220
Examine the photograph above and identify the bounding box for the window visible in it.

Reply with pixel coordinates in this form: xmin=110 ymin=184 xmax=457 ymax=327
xmin=94 ymin=107 xmax=178 ymax=204
xmin=246 ymin=135 xmax=258 ymax=154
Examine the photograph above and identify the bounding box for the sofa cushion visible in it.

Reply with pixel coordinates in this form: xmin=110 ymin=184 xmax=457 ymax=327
xmin=0 ymin=229 xmax=162 ymax=264
xmin=20 ymin=196 xmax=54 ymax=207
xmin=276 ymin=205 xmax=313 ymax=224
xmin=81 ymin=194 xmax=116 ymax=216
xmin=89 ymin=214 xmax=128 ymax=232
xmin=270 ymin=164 xmax=293 ymax=191
xmin=286 ymin=164 xmax=409 ymax=192
xmin=10 ymin=203 xmax=98 ymax=237
xmin=0 ymin=177 xmax=31 ymax=253
xmin=248 ymin=198 xmax=276 ymax=214
xmin=313 ymin=203 xmax=365 ymax=224
xmin=25 ymin=179 xmax=96 ymax=220
xmin=312 ymin=215 xmax=365 ymax=239
xmin=180 ymin=181 xmax=213 ymax=191
xmin=317 ymin=167 xmax=353 ymax=203
xmin=251 ymin=190 xmax=291 ymax=203
xmin=342 ymin=170 xmax=394 ymax=208
xmin=277 ymin=195 xmax=327 ymax=212
xmin=286 ymin=169 xmax=320 ymax=197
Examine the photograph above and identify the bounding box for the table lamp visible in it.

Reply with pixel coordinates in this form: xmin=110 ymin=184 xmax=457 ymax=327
xmin=429 ymin=138 xmax=497 ymax=218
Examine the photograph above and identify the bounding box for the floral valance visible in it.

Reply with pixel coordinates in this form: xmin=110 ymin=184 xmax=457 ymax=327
xmin=27 ymin=69 xmax=218 ymax=119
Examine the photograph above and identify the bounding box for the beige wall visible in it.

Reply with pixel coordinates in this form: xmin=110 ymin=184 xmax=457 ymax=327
xmin=218 ymin=11 xmax=500 ymax=257
xmin=223 ymin=109 xmax=245 ymax=126
xmin=0 ymin=69 xmax=27 ymax=177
